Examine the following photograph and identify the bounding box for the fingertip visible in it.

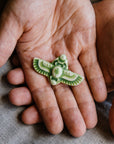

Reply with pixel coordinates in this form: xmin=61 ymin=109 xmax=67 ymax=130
xmin=41 ymin=107 xmax=64 ymax=135
xmin=69 ymin=122 xmax=86 ymax=138
xmin=63 ymin=108 xmax=86 ymax=137
xmin=85 ymin=110 xmax=98 ymax=129
xmin=95 ymin=93 xmax=107 ymax=103
xmin=86 ymin=120 xmax=97 ymax=130
xmin=7 ymin=68 xmax=25 ymax=85
xmin=22 ymin=106 xmax=41 ymax=125
xmin=79 ymin=102 xmax=98 ymax=130
xmin=48 ymin=122 xmax=64 ymax=135
xmin=7 ymin=71 xmax=13 ymax=84
xmin=9 ymin=87 xmax=32 ymax=106
xmin=69 ymin=119 xmax=86 ymax=137
xmin=90 ymin=77 xmax=107 ymax=102
xmin=9 ymin=89 xmax=20 ymax=106
xmin=94 ymin=88 xmax=107 ymax=103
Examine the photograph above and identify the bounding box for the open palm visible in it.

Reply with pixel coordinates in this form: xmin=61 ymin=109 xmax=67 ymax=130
xmin=1 ymin=0 xmax=106 ymax=137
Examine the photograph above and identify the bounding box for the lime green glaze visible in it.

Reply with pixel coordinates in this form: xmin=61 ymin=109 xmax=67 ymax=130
xmin=33 ymin=54 xmax=84 ymax=86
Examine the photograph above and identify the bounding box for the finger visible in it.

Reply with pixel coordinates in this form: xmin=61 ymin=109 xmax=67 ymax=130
xmin=0 ymin=6 xmax=23 ymax=67
xmin=22 ymin=105 xmax=42 ymax=125
xmin=7 ymin=68 xmax=25 ymax=85
xmin=79 ymin=47 xmax=107 ymax=102
xmin=23 ymin=68 xmax=63 ymax=135
xmin=53 ymin=84 xmax=86 ymax=137
xmin=69 ymin=60 xmax=97 ymax=129
xmin=9 ymin=87 xmax=32 ymax=106
xmin=109 ymin=99 xmax=114 ymax=135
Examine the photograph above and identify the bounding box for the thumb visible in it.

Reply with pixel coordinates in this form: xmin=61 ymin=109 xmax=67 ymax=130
xmin=0 ymin=6 xmax=23 ymax=67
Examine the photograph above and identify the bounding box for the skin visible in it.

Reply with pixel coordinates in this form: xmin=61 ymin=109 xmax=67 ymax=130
xmin=0 ymin=0 xmax=107 ymax=137
xmin=9 ymin=0 xmax=114 ymax=135
xmin=93 ymin=0 xmax=114 ymax=135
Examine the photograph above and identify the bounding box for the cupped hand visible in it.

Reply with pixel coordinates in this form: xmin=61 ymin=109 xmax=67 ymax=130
xmin=1 ymin=0 xmax=106 ymax=137
xmin=93 ymin=0 xmax=114 ymax=135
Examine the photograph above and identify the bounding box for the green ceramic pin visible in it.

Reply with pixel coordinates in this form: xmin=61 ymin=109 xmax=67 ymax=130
xmin=33 ymin=54 xmax=84 ymax=86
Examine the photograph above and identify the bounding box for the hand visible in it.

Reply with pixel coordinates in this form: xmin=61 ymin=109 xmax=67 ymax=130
xmin=93 ymin=0 xmax=114 ymax=135
xmin=1 ymin=0 xmax=106 ymax=137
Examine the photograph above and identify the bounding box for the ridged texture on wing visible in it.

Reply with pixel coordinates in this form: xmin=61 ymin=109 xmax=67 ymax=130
xmin=33 ymin=58 xmax=53 ymax=77
xmin=61 ymin=69 xmax=84 ymax=86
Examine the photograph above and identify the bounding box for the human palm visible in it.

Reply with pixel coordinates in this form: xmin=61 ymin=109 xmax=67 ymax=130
xmin=1 ymin=0 xmax=106 ymax=137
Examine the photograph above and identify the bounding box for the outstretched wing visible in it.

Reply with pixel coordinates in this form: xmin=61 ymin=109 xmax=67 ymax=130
xmin=61 ymin=69 xmax=84 ymax=86
xmin=33 ymin=58 xmax=54 ymax=77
